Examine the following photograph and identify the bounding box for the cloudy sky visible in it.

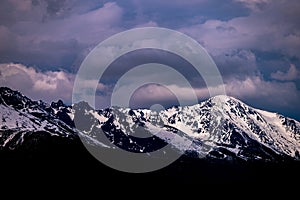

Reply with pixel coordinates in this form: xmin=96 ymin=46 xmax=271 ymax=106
xmin=0 ymin=0 xmax=300 ymax=120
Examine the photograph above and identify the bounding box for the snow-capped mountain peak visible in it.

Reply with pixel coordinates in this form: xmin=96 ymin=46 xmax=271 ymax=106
xmin=155 ymin=95 xmax=300 ymax=160
xmin=0 ymin=87 xmax=106 ymax=150
xmin=1 ymin=87 xmax=300 ymax=161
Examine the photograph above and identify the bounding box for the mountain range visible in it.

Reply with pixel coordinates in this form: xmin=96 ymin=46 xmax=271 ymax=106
xmin=1 ymin=86 xmax=300 ymax=184
xmin=1 ymin=86 xmax=299 ymax=161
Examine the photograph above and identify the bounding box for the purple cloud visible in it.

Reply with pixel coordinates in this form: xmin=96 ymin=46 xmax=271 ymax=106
xmin=0 ymin=1 xmax=124 ymax=69
xmin=0 ymin=63 xmax=74 ymax=102
xmin=271 ymin=64 xmax=300 ymax=81
xmin=0 ymin=0 xmax=299 ymax=120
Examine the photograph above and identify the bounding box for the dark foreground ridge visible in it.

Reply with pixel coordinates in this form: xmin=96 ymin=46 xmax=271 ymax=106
xmin=1 ymin=146 xmax=300 ymax=185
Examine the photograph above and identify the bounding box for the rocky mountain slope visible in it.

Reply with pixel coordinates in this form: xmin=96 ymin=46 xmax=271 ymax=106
xmin=1 ymin=87 xmax=300 ymax=162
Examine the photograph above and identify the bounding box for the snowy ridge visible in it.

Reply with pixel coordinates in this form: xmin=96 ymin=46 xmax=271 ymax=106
xmin=0 ymin=87 xmax=107 ymax=149
xmin=1 ymin=87 xmax=300 ymax=161
xmin=81 ymin=94 xmax=300 ymax=160
xmin=153 ymin=95 xmax=300 ymax=159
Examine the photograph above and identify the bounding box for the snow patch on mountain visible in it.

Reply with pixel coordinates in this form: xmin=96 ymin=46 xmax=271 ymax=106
xmin=1 ymin=87 xmax=300 ymax=161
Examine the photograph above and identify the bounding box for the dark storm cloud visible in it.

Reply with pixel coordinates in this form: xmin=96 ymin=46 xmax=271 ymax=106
xmin=0 ymin=0 xmax=250 ymax=71
xmin=110 ymin=0 xmax=250 ymax=27
xmin=44 ymin=0 xmax=66 ymax=15
xmin=212 ymin=49 xmax=258 ymax=79
xmin=0 ymin=0 xmax=123 ymax=71
xmin=180 ymin=0 xmax=300 ymax=58
xmin=100 ymin=49 xmax=206 ymax=87
xmin=0 ymin=0 xmax=300 ymax=120
xmin=1 ymin=0 xmax=299 ymax=71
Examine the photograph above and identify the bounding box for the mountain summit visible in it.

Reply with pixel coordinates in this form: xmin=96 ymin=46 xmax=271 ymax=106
xmin=0 ymin=87 xmax=299 ymax=162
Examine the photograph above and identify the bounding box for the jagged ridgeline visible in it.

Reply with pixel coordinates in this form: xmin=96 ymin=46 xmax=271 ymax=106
xmin=1 ymin=87 xmax=300 ymax=161
xmin=1 ymin=86 xmax=300 ymax=184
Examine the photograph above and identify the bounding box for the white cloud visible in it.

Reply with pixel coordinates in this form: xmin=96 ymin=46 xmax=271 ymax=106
xmin=0 ymin=63 xmax=108 ymax=104
xmin=0 ymin=63 xmax=74 ymax=102
xmin=130 ymin=75 xmax=300 ymax=109
xmin=180 ymin=0 xmax=300 ymax=58
xmin=1 ymin=63 xmax=299 ymax=112
xmin=271 ymin=64 xmax=300 ymax=81
xmin=132 ymin=84 xmax=209 ymax=102
xmin=224 ymin=75 xmax=300 ymax=113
